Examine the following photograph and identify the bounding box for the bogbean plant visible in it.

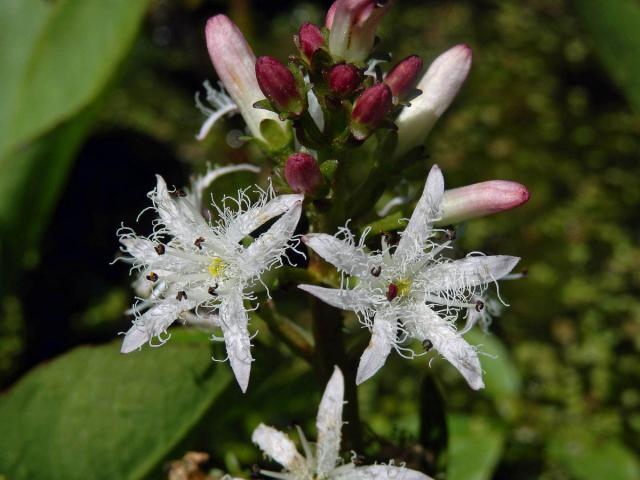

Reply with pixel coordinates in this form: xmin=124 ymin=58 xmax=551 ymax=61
xmin=117 ymin=1 xmax=530 ymax=477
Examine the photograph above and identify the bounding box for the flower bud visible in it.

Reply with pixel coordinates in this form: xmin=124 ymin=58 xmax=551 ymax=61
xmin=438 ymin=180 xmax=530 ymax=225
xmin=255 ymin=56 xmax=304 ymax=116
xmin=350 ymin=83 xmax=392 ymax=140
xmin=327 ymin=0 xmax=393 ymax=63
xmin=284 ymin=153 xmax=324 ymax=195
xmin=328 ymin=64 xmax=361 ymax=95
xmin=205 ymin=15 xmax=284 ymax=141
xmin=384 ymin=55 xmax=423 ymax=97
xmin=298 ymin=22 xmax=325 ymax=60
xmin=395 ymin=44 xmax=472 ymax=156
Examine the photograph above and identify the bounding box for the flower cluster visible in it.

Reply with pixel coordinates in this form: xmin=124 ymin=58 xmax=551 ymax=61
xmin=252 ymin=367 xmax=432 ymax=480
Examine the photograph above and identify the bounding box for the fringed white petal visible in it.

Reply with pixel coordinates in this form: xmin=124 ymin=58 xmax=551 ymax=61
xmin=316 ymin=367 xmax=344 ymax=476
xmin=244 ymin=200 xmax=302 ymax=276
xmin=226 ymin=193 xmax=304 ymax=244
xmin=395 ymin=165 xmax=445 ymax=261
xmin=356 ymin=314 xmax=396 ymax=385
xmin=153 ymin=175 xmax=215 ymax=246
xmin=303 ymin=233 xmax=377 ymax=277
xmin=408 ymin=304 xmax=483 ymax=390
xmin=189 ymin=164 xmax=260 ymax=207
xmin=420 ymin=255 xmax=520 ymax=293
xmin=298 ymin=285 xmax=374 ymax=312
xmin=334 ymin=464 xmax=433 ymax=480
xmin=219 ymin=291 xmax=252 ymax=393
xmin=121 ymin=298 xmax=196 ymax=353
xmin=252 ymin=424 xmax=307 ymax=474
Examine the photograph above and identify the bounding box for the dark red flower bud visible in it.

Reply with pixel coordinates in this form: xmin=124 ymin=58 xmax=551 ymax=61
xmin=255 ymin=56 xmax=304 ymax=115
xmin=350 ymin=83 xmax=392 ymax=140
xmin=384 ymin=55 xmax=423 ymax=97
xmin=328 ymin=64 xmax=361 ymax=95
xmin=284 ymin=153 xmax=324 ymax=195
xmin=298 ymin=22 xmax=324 ymax=60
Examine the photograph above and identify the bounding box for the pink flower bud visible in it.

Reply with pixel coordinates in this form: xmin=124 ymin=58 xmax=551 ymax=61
xmin=384 ymin=55 xmax=423 ymax=97
xmin=350 ymin=83 xmax=392 ymax=140
xmin=255 ymin=56 xmax=304 ymax=115
xmin=206 ymin=15 xmax=284 ymax=141
xmin=284 ymin=153 xmax=324 ymax=195
xmin=327 ymin=0 xmax=393 ymax=62
xmin=395 ymin=44 xmax=472 ymax=156
xmin=328 ymin=64 xmax=361 ymax=95
xmin=298 ymin=22 xmax=325 ymax=60
xmin=439 ymin=180 xmax=530 ymax=225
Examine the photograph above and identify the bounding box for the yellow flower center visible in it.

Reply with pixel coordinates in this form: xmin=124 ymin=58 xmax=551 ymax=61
xmin=208 ymin=257 xmax=226 ymax=278
xmin=395 ymin=278 xmax=412 ymax=297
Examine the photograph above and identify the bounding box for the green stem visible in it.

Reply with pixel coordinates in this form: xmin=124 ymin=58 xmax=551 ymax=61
xmin=310 ymin=295 xmax=363 ymax=452
xmin=254 ymin=302 xmax=314 ymax=364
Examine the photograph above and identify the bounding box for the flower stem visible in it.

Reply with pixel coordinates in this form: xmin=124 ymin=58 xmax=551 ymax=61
xmin=310 ymin=295 xmax=363 ymax=452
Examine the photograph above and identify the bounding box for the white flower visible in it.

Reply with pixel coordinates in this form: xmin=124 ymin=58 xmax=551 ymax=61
xmin=195 ymin=80 xmax=239 ymax=141
xmin=299 ymin=165 xmax=519 ymax=389
xmin=252 ymin=367 xmax=432 ymax=480
xmin=117 ymin=167 xmax=303 ymax=392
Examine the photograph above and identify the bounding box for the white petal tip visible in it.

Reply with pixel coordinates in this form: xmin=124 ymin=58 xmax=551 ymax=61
xmin=120 ymin=329 xmax=148 ymax=354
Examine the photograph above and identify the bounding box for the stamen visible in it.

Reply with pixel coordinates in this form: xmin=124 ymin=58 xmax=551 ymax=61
xmin=176 ymin=291 xmax=188 ymax=301
xmin=208 ymin=284 xmax=219 ymax=296
xmin=475 ymin=300 xmax=484 ymax=312
xmin=194 ymin=237 xmax=205 ymax=250
xmin=422 ymin=339 xmax=433 ymax=351
xmin=370 ymin=266 xmax=382 ymax=277
xmin=208 ymin=257 xmax=226 ymax=278
xmin=146 ymin=272 xmax=159 ymax=282
xmin=154 ymin=244 xmax=166 ymax=255
xmin=387 ymin=283 xmax=398 ymax=301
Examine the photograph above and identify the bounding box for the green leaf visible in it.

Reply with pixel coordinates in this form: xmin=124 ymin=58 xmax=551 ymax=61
xmin=575 ymin=0 xmax=640 ymax=111
xmin=546 ymin=426 xmax=640 ymax=480
xmin=0 ymin=0 xmax=150 ymax=157
xmin=465 ymin=329 xmax=521 ymax=398
xmin=0 ymin=106 xmax=95 ymax=284
xmin=447 ymin=415 xmax=506 ymax=480
xmin=0 ymin=334 xmax=232 ymax=480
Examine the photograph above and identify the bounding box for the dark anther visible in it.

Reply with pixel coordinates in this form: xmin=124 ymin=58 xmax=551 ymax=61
xmin=154 ymin=244 xmax=166 ymax=255
xmin=422 ymin=339 xmax=433 ymax=352
xmin=444 ymin=225 xmax=456 ymax=241
xmin=387 ymin=283 xmax=398 ymax=302
xmin=146 ymin=272 xmax=159 ymax=282
xmin=370 ymin=266 xmax=382 ymax=277
xmin=475 ymin=300 xmax=484 ymax=312
xmin=194 ymin=237 xmax=205 ymax=250
xmin=353 ymin=454 xmax=365 ymax=465
xmin=208 ymin=284 xmax=219 ymax=296
xmin=383 ymin=231 xmax=400 ymax=246
xmin=176 ymin=291 xmax=188 ymax=301
xmin=172 ymin=188 xmax=187 ymax=197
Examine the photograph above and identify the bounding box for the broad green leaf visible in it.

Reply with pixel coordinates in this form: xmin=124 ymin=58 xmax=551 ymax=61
xmin=0 ymin=0 xmax=150 ymax=157
xmin=546 ymin=426 xmax=640 ymax=480
xmin=575 ymin=0 xmax=640 ymax=111
xmin=466 ymin=329 xmax=522 ymax=399
xmin=0 ymin=333 xmax=231 ymax=480
xmin=0 ymin=106 xmax=96 ymax=285
xmin=447 ymin=415 xmax=506 ymax=480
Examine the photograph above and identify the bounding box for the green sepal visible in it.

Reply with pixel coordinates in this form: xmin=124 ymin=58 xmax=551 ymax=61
xmin=253 ymin=99 xmax=278 ymax=113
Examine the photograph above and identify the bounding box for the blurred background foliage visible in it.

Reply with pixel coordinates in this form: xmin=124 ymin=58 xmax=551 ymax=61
xmin=1 ymin=0 xmax=640 ymax=479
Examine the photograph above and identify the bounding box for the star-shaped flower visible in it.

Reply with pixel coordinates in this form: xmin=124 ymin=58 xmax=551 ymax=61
xmin=252 ymin=367 xmax=432 ymax=480
xmin=299 ymin=165 xmax=519 ymax=389
xmin=118 ymin=168 xmax=303 ymax=392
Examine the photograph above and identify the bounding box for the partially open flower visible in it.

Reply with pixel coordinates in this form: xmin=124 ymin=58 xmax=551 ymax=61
xmin=384 ymin=55 xmax=423 ymax=98
xmin=205 ymin=15 xmax=285 ymax=141
xmin=395 ymin=44 xmax=472 ymax=156
xmin=439 ymin=180 xmax=531 ymax=224
xmin=326 ymin=0 xmax=393 ymax=63
xmin=350 ymin=83 xmax=393 ymax=140
xmin=297 ymin=22 xmax=325 ymax=60
xmin=328 ymin=63 xmax=361 ymax=96
xmin=255 ymin=56 xmax=305 ymax=116
xmin=284 ymin=152 xmax=324 ymax=195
